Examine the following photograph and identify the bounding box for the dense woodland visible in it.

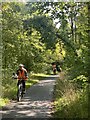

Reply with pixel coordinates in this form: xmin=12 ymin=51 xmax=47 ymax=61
xmin=1 ymin=2 xmax=90 ymax=118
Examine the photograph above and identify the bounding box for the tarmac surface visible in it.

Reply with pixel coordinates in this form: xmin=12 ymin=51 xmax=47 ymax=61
xmin=0 ymin=75 xmax=59 ymax=120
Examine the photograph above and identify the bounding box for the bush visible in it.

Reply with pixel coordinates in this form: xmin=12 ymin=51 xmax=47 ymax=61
xmin=53 ymin=72 xmax=88 ymax=118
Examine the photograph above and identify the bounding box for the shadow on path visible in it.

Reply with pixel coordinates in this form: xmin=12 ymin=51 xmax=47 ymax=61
xmin=1 ymin=75 xmax=59 ymax=119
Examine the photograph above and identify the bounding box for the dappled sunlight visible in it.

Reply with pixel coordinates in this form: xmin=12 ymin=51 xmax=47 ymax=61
xmin=1 ymin=100 xmax=53 ymax=118
xmin=1 ymin=75 xmax=57 ymax=118
xmin=16 ymin=100 xmax=52 ymax=109
xmin=2 ymin=1 xmax=89 ymax=119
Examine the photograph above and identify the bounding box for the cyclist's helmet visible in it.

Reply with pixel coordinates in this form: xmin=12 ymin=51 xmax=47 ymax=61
xmin=19 ymin=64 xmax=24 ymax=67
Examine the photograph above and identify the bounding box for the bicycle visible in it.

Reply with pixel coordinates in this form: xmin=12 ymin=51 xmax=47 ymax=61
xmin=12 ymin=73 xmax=26 ymax=102
xmin=17 ymin=79 xmax=24 ymax=102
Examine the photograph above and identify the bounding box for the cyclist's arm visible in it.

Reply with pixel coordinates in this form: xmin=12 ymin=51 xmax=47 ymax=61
xmin=16 ymin=70 xmax=20 ymax=79
xmin=16 ymin=70 xmax=19 ymax=76
xmin=25 ymin=71 xmax=28 ymax=79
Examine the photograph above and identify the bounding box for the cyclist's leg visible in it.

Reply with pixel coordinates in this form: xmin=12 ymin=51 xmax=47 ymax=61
xmin=17 ymin=80 xmax=22 ymax=101
xmin=17 ymin=80 xmax=20 ymax=87
xmin=22 ymin=80 xmax=26 ymax=92
xmin=53 ymin=68 xmax=56 ymax=74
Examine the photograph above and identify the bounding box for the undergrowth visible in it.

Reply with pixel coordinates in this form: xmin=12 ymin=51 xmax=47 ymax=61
xmin=53 ymin=71 xmax=88 ymax=118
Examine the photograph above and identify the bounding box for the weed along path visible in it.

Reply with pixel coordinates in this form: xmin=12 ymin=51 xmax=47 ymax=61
xmin=1 ymin=75 xmax=59 ymax=119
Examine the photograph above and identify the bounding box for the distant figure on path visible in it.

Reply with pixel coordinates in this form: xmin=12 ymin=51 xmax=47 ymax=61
xmin=52 ymin=62 xmax=57 ymax=75
xmin=52 ymin=62 xmax=62 ymax=75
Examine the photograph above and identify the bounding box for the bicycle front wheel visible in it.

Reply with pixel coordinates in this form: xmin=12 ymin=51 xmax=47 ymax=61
xmin=17 ymin=84 xmax=23 ymax=102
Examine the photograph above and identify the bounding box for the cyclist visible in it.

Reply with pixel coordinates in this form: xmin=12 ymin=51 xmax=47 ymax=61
xmin=56 ymin=64 xmax=61 ymax=73
xmin=16 ymin=64 xmax=28 ymax=93
xmin=52 ymin=62 xmax=57 ymax=75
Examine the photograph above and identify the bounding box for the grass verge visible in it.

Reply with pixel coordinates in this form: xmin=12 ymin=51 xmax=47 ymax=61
xmin=53 ymin=72 xmax=88 ymax=118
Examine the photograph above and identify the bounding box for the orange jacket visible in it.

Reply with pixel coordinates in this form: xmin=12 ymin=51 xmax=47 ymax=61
xmin=17 ymin=68 xmax=28 ymax=80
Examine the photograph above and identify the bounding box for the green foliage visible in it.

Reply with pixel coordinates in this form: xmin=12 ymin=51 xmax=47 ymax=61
xmin=73 ymin=75 xmax=88 ymax=89
xmin=54 ymin=73 xmax=88 ymax=118
xmin=0 ymin=98 xmax=9 ymax=108
xmin=24 ymin=15 xmax=57 ymax=49
xmin=2 ymin=3 xmax=89 ymax=115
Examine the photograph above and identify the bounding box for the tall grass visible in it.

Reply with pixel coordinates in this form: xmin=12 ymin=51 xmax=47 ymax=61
xmin=53 ymin=72 xmax=88 ymax=118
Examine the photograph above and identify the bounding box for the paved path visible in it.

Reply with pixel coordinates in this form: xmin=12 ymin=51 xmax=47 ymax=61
xmin=0 ymin=75 xmax=59 ymax=119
